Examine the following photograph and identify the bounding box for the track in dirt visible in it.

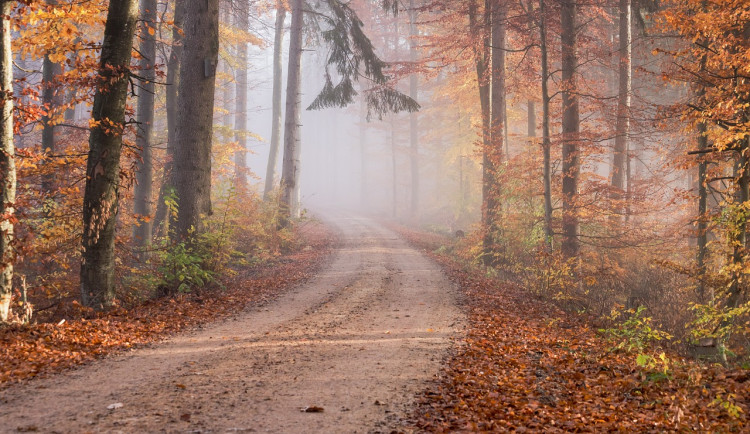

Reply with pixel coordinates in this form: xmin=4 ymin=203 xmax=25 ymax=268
xmin=0 ymin=212 xmax=463 ymax=433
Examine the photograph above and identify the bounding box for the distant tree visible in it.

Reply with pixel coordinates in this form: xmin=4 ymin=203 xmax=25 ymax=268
xmin=133 ymin=0 xmax=158 ymax=252
xmin=234 ymin=0 xmax=250 ymax=187
xmin=279 ymin=0 xmax=303 ymax=222
xmin=279 ymin=0 xmax=420 ymax=224
xmin=560 ymin=0 xmax=579 ymax=258
xmin=408 ymin=0 xmax=419 ymax=218
xmin=153 ymin=0 xmax=185 ymax=237
xmin=482 ymin=0 xmax=507 ymax=266
xmin=263 ymin=0 xmax=287 ymax=200
xmin=41 ymin=2 xmax=64 ymax=198
xmin=610 ymin=0 xmax=631 ymax=219
xmin=539 ymin=0 xmax=553 ymax=247
xmin=80 ymin=0 xmax=139 ymax=308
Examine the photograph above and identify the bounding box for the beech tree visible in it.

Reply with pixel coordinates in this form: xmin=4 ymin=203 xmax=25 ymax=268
xmin=279 ymin=0 xmax=303 ymax=222
xmin=560 ymin=0 xmax=579 ymax=258
xmin=172 ymin=0 xmax=220 ymax=239
xmin=610 ymin=0 xmax=632 ymax=218
xmin=153 ymin=0 xmax=185 ymax=236
xmin=481 ymin=0 xmax=507 ymax=266
xmin=0 ymin=0 xmax=16 ymax=321
xmin=408 ymin=0 xmax=419 ymax=218
xmin=263 ymin=0 xmax=287 ymax=200
xmin=80 ymin=0 xmax=139 ymax=308
xmin=234 ymin=0 xmax=250 ymax=187
xmin=133 ymin=0 xmax=157 ymax=251
xmin=41 ymin=47 xmax=63 ymax=195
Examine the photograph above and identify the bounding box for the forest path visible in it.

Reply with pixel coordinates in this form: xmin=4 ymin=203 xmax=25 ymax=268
xmin=0 ymin=211 xmax=463 ymax=433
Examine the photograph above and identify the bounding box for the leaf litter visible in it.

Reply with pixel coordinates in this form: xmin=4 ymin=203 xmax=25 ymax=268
xmin=394 ymin=227 xmax=749 ymax=432
xmin=0 ymin=222 xmax=334 ymax=389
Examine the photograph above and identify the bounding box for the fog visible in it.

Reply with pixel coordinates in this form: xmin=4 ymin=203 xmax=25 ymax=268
xmin=241 ymin=12 xmax=477 ymax=230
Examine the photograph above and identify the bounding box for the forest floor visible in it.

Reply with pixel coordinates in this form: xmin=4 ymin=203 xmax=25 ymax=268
xmin=394 ymin=226 xmax=749 ymax=432
xmin=0 ymin=212 xmax=462 ymax=433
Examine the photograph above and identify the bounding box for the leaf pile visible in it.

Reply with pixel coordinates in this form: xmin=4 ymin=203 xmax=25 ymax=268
xmin=396 ymin=228 xmax=749 ymax=432
xmin=0 ymin=221 xmax=334 ymax=388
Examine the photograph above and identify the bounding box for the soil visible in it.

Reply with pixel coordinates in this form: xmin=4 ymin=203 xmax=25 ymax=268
xmin=0 ymin=212 xmax=463 ymax=433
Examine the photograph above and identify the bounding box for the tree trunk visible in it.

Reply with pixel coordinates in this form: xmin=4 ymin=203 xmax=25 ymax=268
xmin=264 ymin=2 xmax=286 ymax=199
xmin=482 ymin=0 xmax=506 ymax=266
xmin=391 ymin=117 xmax=397 ymax=218
xmin=279 ymin=0 xmax=303 ymax=224
xmin=610 ymin=0 xmax=631 ymax=218
xmin=540 ymin=0 xmax=553 ymax=247
xmin=359 ymin=97 xmax=367 ymax=207
xmin=234 ymin=0 xmax=250 ymax=187
xmin=133 ymin=0 xmax=157 ymax=251
xmin=728 ymin=142 xmax=749 ymax=310
xmin=470 ymin=0 xmax=492 ymax=258
xmin=172 ymin=0 xmax=220 ymax=239
xmin=560 ymin=0 xmax=580 ymax=258
xmin=408 ymin=0 xmax=419 ymax=219
xmin=41 ymin=55 xmax=62 ymax=195
xmin=696 ymin=94 xmax=709 ymax=303
xmin=221 ymin=7 xmax=234 ymax=155
xmin=153 ymin=0 xmax=185 ymax=237
xmin=0 ymin=0 xmax=16 ymax=322
xmin=80 ymin=0 xmax=139 ymax=309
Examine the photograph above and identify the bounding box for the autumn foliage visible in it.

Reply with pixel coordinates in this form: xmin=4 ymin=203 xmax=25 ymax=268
xmin=396 ymin=227 xmax=749 ymax=431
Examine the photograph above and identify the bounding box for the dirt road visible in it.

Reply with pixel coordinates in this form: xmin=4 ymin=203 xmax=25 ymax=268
xmin=0 ymin=213 xmax=463 ymax=433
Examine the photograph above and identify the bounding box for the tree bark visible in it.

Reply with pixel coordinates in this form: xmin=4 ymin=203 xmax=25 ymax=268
xmin=408 ymin=0 xmax=419 ymax=219
xmin=264 ymin=2 xmax=286 ymax=199
xmin=540 ymin=0 xmax=553 ymax=247
xmin=172 ymin=0 xmax=220 ymax=239
xmin=560 ymin=0 xmax=580 ymax=258
xmin=610 ymin=0 xmax=631 ymax=218
xmin=0 ymin=0 xmax=16 ymax=322
xmin=133 ymin=0 xmax=157 ymax=251
xmin=482 ymin=0 xmax=506 ymax=266
xmin=41 ymin=55 xmax=63 ymax=195
xmin=234 ymin=0 xmax=250 ymax=187
xmin=696 ymin=110 xmax=708 ymax=302
xmin=80 ymin=0 xmax=139 ymax=309
xmin=279 ymin=0 xmax=303 ymax=224
xmin=153 ymin=0 xmax=185 ymax=236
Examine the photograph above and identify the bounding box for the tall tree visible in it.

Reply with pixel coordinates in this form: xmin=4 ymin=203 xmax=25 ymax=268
xmin=408 ymin=0 xmax=419 ymax=218
xmin=0 ymin=0 xmax=16 ymax=322
xmin=470 ymin=0 xmax=492 ymax=237
xmin=234 ymin=0 xmax=250 ymax=187
xmin=279 ymin=0 xmax=303 ymax=222
xmin=153 ymin=0 xmax=185 ymax=236
xmin=263 ymin=1 xmax=286 ymax=199
xmin=540 ymin=0 xmax=553 ymax=247
xmin=80 ymin=0 xmax=139 ymax=308
xmin=610 ymin=0 xmax=631 ymax=218
xmin=560 ymin=0 xmax=580 ymax=258
xmin=359 ymin=95 xmax=368 ymax=207
xmin=133 ymin=0 xmax=157 ymax=251
xmin=172 ymin=0 xmax=220 ymax=239
xmin=482 ymin=0 xmax=506 ymax=266
xmin=41 ymin=55 xmax=63 ymax=195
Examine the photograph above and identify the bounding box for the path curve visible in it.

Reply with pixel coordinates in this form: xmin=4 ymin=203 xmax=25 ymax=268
xmin=0 ymin=212 xmax=463 ymax=433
